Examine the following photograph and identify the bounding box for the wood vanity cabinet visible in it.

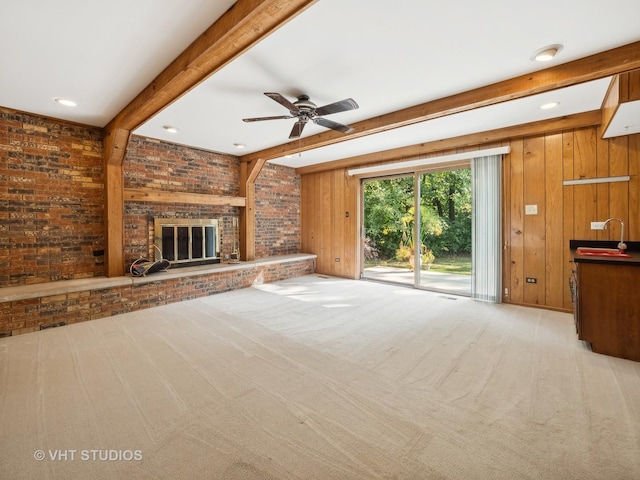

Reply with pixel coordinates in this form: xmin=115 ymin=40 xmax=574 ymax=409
xmin=574 ymin=259 xmax=640 ymax=361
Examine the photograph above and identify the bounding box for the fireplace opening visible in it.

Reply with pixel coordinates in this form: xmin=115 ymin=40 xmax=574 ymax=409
xmin=154 ymin=218 xmax=221 ymax=267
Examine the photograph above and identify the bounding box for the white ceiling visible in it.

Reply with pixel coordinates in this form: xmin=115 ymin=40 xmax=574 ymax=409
xmin=2 ymin=0 xmax=639 ymax=169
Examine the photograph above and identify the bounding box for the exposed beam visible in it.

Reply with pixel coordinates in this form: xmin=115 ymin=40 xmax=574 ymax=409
xmin=239 ymin=158 xmax=267 ymax=261
xmin=101 ymin=0 xmax=316 ymax=277
xmin=104 ymin=128 xmax=130 ymax=166
xmin=241 ymin=41 xmax=640 ymax=164
xmin=296 ymin=110 xmax=601 ymax=175
xmin=104 ymin=163 xmax=124 ymax=277
xmin=105 ymin=0 xmax=316 ymax=136
xmin=103 ymin=129 xmax=129 ymax=276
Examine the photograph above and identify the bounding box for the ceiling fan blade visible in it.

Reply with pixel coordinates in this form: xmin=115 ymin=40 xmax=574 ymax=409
xmin=313 ymin=117 xmax=354 ymax=134
xmin=289 ymin=120 xmax=306 ymax=139
xmin=243 ymin=115 xmax=294 ymax=122
xmin=314 ymin=98 xmax=359 ymax=116
xmin=265 ymin=92 xmax=299 ymax=113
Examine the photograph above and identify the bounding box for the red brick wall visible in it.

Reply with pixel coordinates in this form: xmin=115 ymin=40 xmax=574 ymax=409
xmin=0 ymin=107 xmax=105 ymax=287
xmin=123 ymin=136 xmax=241 ymax=265
xmin=124 ymin=136 xmax=301 ymax=263
xmin=0 ymin=108 xmax=301 ymax=287
xmin=1 ymin=258 xmax=315 ymax=336
xmin=255 ymin=162 xmax=301 ymax=257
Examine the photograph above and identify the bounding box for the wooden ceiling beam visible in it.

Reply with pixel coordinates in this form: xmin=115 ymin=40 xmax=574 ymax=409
xmin=241 ymin=41 xmax=640 ymax=164
xmin=104 ymin=0 xmax=317 ymax=138
xmin=295 ymin=110 xmax=601 ymax=175
xmin=101 ymin=0 xmax=316 ymax=277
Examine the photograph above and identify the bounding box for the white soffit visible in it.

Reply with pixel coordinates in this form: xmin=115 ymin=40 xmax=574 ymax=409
xmin=603 ymin=100 xmax=640 ymax=138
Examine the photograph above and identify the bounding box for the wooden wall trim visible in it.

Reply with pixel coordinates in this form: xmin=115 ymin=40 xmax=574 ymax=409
xmin=601 ymin=75 xmax=621 ymax=136
xmin=296 ymin=110 xmax=601 ymax=175
xmin=104 ymin=163 xmax=125 ymax=277
xmin=124 ymin=188 xmax=246 ymax=207
xmin=239 ymin=158 xmax=267 ymax=261
xmin=103 ymin=128 xmax=130 ymax=276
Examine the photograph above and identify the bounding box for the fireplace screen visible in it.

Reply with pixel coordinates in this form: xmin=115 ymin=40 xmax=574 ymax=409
xmin=154 ymin=218 xmax=220 ymax=265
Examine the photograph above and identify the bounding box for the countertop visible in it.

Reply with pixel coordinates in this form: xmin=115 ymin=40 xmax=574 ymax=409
xmin=570 ymin=240 xmax=640 ymax=266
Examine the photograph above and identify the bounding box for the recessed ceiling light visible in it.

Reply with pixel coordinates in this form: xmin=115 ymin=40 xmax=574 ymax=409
xmin=540 ymin=102 xmax=560 ymax=110
xmin=162 ymin=125 xmax=179 ymax=133
xmin=531 ymin=44 xmax=563 ymax=62
xmin=234 ymin=143 xmax=246 ymax=149
xmin=284 ymin=155 xmax=293 ymax=159
xmin=54 ymin=97 xmax=77 ymax=107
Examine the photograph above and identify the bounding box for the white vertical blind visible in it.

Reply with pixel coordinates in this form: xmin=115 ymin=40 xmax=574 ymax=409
xmin=471 ymin=155 xmax=502 ymax=302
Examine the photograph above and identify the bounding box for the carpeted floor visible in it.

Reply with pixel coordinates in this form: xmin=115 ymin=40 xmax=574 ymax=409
xmin=1 ymin=275 xmax=639 ymax=479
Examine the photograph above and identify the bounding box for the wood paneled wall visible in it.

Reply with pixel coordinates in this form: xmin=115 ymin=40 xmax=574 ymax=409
xmin=504 ymin=128 xmax=640 ymax=311
xmin=300 ymin=126 xmax=640 ymax=312
xmin=300 ymin=169 xmax=359 ymax=278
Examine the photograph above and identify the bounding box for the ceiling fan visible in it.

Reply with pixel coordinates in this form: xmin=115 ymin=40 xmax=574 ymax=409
xmin=243 ymin=92 xmax=359 ymax=139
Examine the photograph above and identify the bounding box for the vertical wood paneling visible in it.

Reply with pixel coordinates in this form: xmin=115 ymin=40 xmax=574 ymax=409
xmin=609 ymin=136 xmax=630 ymax=243
xmin=573 ymin=128 xmax=598 ymax=240
xmin=333 ymin=169 xmax=345 ymax=276
xmin=320 ymin=172 xmax=332 ymax=273
xmin=629 ymin=135 xmax=640 ymax=240
xmin=502 ymin=144 xmax=512 ymax=302
xmin=562 ymin=131 xmax=575 ymax=310
xmin=509 ymin=139 xmax=524 ymax=304
xmin=302 ymin=174 xmax=312 ymax=253
xmin=544 ymin=133 xmax=564 ymax=308
xmin=523 ymin=136 xmax=546 ymax=305
xmin=299 ymin=168 xmax=359 ymax=278
xmin=300 ymin=128 xmax=640 ymax=304
xmin=630 ymin=70 xmax=640 ymax=101
xmin=595 ymin=125 xmax=610 ymax=240
xmin=343 ymin=171 xmax=358 ymax=276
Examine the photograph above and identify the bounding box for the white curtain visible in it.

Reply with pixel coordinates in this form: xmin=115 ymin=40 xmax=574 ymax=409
xmin=471 ymin=155 xmax=502 ymax=302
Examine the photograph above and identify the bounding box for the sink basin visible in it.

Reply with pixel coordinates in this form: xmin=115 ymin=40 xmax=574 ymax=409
xmin=576 ymin=247 xmax=632 ymax=258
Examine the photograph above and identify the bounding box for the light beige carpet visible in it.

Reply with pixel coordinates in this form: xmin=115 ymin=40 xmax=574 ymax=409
xmin=1 ymin=275 xmax=639 ymax=479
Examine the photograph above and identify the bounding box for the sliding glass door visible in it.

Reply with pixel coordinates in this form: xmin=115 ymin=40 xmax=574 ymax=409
xmin=415 ymin=169 xmax=472 ymax=295
xmin=361 ymin=168 xmax=472 ymax=296
xmin=362 ymin=175 xmax=415 ymax=286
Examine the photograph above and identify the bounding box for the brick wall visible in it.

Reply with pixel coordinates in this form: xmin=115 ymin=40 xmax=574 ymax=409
xmin=1 ymin=258 xmax=315 ymax=336
xmin=124 ymin=136 xmax=301 ymax=263
xmin=124 ymin=136 xmax=241 ymax=265
xmin=1 ymin=107 xmax=306 ymax=333
xmin=0 ymin=107 xmax=105 ymax=287
xmin=255 ymin=162 xmax=301 ymax=257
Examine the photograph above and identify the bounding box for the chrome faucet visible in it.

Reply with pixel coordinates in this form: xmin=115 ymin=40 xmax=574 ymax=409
xmin=603 ymin=217 xmax=627 ymax=251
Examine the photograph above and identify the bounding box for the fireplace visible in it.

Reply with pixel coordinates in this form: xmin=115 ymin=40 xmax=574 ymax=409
xmin=154 ymin=218 xmax=221 ymax=267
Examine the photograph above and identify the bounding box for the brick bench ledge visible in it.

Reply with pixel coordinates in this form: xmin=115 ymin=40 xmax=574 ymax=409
xmin=0 ymin=254 xmax=317 ymax=303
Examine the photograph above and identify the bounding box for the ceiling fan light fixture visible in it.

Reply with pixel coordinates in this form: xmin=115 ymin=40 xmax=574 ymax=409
xmin=163 ymin=125 xmax=179 ymax=133
xmin=531 ymin=44 xmax=563 ymax=62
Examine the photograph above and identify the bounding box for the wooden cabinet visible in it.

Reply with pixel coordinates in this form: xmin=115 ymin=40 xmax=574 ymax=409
xmin=574 ymin=259 xmax=640 ymax=361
